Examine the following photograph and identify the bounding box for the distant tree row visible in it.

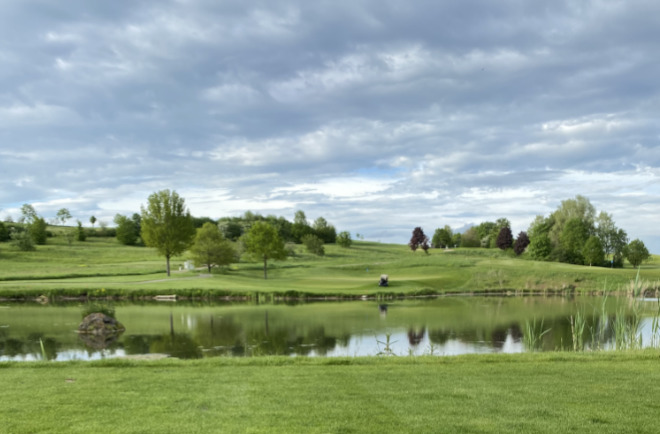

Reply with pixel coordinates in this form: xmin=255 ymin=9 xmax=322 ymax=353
xmin=0 ymin=205 xmax=88 ymax=251
xmin=429 ymin=195 xmax=650 ymax=268
xmin=2 ymin=194 xmax=351 ymax=279
xmin=216 ymin=210 xmax=337 ymax=244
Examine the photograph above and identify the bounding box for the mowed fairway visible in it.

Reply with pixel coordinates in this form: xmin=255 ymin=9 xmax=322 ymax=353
xmin=0 ymin=236 xmax=658 ymax=298
xmin=1 ymin=352 xmax=660 ymax=433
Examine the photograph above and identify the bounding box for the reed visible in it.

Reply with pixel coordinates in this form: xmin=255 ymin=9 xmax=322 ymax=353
xmin=523 ymin=318 xmax=550 ymax=352
xmin=612 ymin=304 xmax=642 ymax=350
xmin=588 ymin=296 xmax=609 ymax=351
xmin=650 ymin=299 xmax=660 ymax=348
xmin=570 ymin=310 xmax=586 ymax=351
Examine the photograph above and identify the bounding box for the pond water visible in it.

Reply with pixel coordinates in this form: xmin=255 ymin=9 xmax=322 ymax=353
xmin=1 ymin=296 xmax=659 ymax=361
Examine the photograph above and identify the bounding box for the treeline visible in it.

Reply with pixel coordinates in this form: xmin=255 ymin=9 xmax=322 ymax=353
xmin=0 ymin=203 xmax=346 ymax=251
xmin=430 ymin=195 xmax=651 ymax=268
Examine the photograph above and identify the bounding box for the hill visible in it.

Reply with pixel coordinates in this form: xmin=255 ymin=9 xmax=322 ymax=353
xmin=0 ymin=235 xmax=658 ymax=299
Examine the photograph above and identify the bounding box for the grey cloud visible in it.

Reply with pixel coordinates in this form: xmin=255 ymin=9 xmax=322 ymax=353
xmin=1 ymin=0 xmax=660 ymax=251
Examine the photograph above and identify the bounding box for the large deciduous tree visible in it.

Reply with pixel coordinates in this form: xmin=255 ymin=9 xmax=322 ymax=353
xmin=549 ymin=195 xmax=595 ymax=246
xmin=243 ymin=221 xmax=287 ymax=279
xmin=140 ymin=190 xmax=196 ymax=276
xmin=560 ymin=218 xmax=591 ymax=264
xmin=190 ymin=222 xmax=236 ymax=273
xmin=432 ymin=226 xmax=452 ymax=248
xmin=583 ymin=236 xmax=605 ymax=267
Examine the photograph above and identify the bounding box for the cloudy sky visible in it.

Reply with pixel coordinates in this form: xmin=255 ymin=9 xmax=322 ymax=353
xmin=1 ymin=0 xmax=659 ymax=251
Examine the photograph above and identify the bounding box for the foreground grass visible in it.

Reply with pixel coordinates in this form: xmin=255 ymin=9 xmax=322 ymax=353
xmin=1 ymin=352 xmax=659 ymax=433
xmin=1 ymin=236 xmax=659 ymax=298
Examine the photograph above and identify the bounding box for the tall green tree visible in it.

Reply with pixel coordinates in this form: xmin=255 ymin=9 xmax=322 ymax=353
xmin=20 ymin=204 xmax=47 ymax=245
xmin=291 ymin=210 xmax=313 ymax=243
xmin=190 ymin=222 xmax=236 ymax=273
xmin=460 ymin=227 xmax=481 ymax=248
xmin=218 ymin=219 xmax=244 ymax=241
xmin=20 ymin=204 xmax=37 ymax=224
xmin=140 ymin=190 xmax=196 ymax=276
xmin=560 ymin=218 xmax=591 ymax=264
xmin=243 ymin=221 xmax=287 ymax=279
xmin=56 ymin=208 xmax=72 ymax=225
xmin=114 ymin=214 xmax=139 ymax=246
xmin=313 ymin=217 xmax=336 ymax=243
xmin=583 ymin=236 xmax=605 ymax=266
xmin=432 ymin=226 xmax=452 ymax=248
xmin=76 ymin=220 xmax=86 ymax=242
xmin=89 ymin=215 xmax=97 ymax=228
xmin=57 ymin=208 xmax=75 ymax=245
xmin=528 ymin=233 xmax=552 ymax=260
xmin=624 ymin=239 xmax=650 ymax=268
xmin=30 ymin=217 xmax=48 ymax=245
xmin=549 ymin=195 xmax=595 ymax=246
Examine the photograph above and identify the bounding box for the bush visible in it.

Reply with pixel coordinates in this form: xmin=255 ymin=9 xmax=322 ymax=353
xmin=336 ymin=231 xmax=352 ymax=248
xmin=10 ymin=229 xmax=35 ymax=251
xmin=82 ymin=301 xmax=116 ymax=319
xmin=302 ymin=234 xmax=325 ymax=256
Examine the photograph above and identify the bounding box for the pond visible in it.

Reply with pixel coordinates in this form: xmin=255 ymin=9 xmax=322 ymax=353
xmin=1 ymin=296 xmax=659 ymax=361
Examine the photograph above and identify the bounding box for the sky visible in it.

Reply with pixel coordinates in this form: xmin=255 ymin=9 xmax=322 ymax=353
xmin=1 ymin=0 xmax=659 ymax=251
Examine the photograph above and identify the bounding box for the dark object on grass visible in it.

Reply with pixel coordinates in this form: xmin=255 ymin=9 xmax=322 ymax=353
xmin=379 ymin=304 xmax=388 ymax=314
xmin=379 ymin=275 xmax=389 ymax=287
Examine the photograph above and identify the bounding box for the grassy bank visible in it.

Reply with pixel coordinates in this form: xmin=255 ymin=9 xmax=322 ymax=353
xmin=0 ymin=237 xmax=658 ymax=299
xmin=1 ymin=352 xmax=659 ymax=433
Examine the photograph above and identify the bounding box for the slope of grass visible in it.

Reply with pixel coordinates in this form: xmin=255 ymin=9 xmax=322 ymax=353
xmin=0 ymin=236 xmax=658 ymax=298
xmin=1 ymin=352 xmax=660 ymax=433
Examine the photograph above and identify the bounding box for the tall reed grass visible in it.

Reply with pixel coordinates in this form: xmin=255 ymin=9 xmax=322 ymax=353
xmin=523 ymin=318 xmax=550 ymax=352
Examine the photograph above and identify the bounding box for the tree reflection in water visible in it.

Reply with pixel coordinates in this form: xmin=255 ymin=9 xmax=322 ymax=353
xmin=407 ymin=327 xmax=426 ymax=346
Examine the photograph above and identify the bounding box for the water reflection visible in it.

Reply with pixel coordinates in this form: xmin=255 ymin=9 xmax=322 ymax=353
xmin=1 ymin=297 xmax=659 ymax=361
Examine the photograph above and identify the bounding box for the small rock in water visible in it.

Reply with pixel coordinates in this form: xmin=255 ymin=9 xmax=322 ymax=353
xmin=78 ymin=312 xmax=125 ymax=335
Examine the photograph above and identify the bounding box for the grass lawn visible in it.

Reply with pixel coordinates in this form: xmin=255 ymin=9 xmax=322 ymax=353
xmin=1 ymin=352 xmax=659 ymax=433
xmin=0 ymin=236 xmax=659 ymax=298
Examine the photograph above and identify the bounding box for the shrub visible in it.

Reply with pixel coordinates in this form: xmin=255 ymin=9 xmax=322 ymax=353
xmin=336 ymin=231 xmax=352 ymax=248
xmin=10 ymin=229 xmax=35 ymax=251
xmin=302 ymin=234 xmax=325 ymax=256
